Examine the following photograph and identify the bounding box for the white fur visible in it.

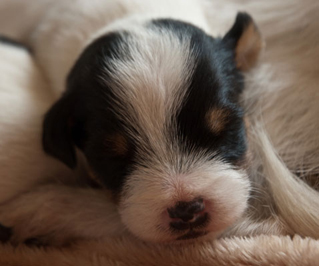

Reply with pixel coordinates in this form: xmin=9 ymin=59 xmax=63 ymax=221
xmin=102 ymin=28 xmax=193 ymax=146
xmin=120 ymin=157 xmax=249 ymax=242
xmin=0 ymin=184 xmax=125 ymax=245
xmin=30 ymin=0 xmax=209 ymax=96
xmin=0 ymin=43 xmax=70 ymax=202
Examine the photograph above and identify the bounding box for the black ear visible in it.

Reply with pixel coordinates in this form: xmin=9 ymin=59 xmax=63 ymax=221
xmin=43 ymin=94 xmax=77 ymax=168
xmin=223 ymin=12 xmax=263 ymax=71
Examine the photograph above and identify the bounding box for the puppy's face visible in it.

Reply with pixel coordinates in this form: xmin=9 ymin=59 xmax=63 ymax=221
xmin=43 ymin=13 xmax=262 ymax=242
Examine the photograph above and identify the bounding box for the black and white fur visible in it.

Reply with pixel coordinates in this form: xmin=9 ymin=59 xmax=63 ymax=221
xmin=41 ymin=3 xmax=258 ymax=242
xmin=0 ymin=0 xmax=318 ymax=245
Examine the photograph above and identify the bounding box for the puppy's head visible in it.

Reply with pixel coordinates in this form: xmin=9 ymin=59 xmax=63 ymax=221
xmin=43 ymin=13 xmax=262 ymax=242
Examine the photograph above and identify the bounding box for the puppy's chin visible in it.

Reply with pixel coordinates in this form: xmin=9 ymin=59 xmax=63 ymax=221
xmin=118 ymin=161 xmax=250 ymax=243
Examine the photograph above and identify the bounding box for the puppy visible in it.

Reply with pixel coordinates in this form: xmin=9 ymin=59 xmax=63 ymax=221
xmin=0 ymin=0 xmax=265 ymax=244
xmin=40 ymin=1 xmax=265 ymax=243
xmin=1 ymin=0 xmax=318 ymax=245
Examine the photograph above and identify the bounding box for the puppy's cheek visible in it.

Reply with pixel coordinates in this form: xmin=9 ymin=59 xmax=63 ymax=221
xmin=205 ymin=173 xmax=250 ymax=235
xmin=118 ymin=192 xmax=171 ymax=243
xmin=0 ymin=224 xmax=12 ymax=243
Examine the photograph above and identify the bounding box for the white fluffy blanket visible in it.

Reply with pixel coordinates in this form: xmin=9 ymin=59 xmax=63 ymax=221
xmin=1 ymin=235 xmax=318 ymax=266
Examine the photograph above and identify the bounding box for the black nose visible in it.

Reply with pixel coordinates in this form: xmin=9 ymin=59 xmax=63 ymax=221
xmin=167 ymin=198 xmax=205 ymax=222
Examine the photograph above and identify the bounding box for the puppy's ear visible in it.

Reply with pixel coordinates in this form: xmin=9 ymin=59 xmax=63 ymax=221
xmin=43 ymin=94 xmax=78 ymax=168
xmin=223 ymin=12 xmax=263 ymax=71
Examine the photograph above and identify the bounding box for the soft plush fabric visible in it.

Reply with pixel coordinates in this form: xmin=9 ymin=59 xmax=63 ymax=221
xmin=0 ymin=235 xmax=318 ymax=266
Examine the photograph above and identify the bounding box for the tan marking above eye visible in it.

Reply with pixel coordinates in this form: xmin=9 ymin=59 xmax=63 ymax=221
xmin=206 ymin=108 xmax=230 ymax=134
xmin=104 ymin=133 xmax=128 ymax=157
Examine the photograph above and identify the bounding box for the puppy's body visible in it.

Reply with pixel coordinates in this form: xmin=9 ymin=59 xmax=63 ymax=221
xmin=0 ymin=0 xmax=318 ymax=245
xmin=30 ymin=0 xmax=210 ymax=96
xmin=0 ymin=40 xmax=124 ymax=245
xmin=0 ymin=39 xmax=66 ymax=203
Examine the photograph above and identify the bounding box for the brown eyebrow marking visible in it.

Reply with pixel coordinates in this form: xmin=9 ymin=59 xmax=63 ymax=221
xmin=206 ymin=108 xmax=230 ymax=134
xmin=105 ymin=133 xmax=128 ymax=157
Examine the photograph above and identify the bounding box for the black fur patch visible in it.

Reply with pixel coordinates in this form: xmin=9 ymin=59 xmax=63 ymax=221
xmin=150 ymin=19 xmax=247 ymax=164
xmin=69 ymin=32 xmax=136 ymax=192
xmin=43 ymin=31 xmax=136 ymax=192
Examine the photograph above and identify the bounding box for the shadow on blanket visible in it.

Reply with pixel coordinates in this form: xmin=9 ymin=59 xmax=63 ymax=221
xmin=0 ymin=235 xmax=318 ymax=266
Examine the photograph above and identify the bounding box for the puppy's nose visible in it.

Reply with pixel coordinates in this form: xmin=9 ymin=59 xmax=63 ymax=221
xmin=167 ymin=198 xmax=205 ymax=222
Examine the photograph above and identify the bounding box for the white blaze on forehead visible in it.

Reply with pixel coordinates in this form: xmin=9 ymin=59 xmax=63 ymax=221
xmin=102 ymin=27 xmax=194 ymax=163
xmin=98 ymin=27 xmax=250 ymax=242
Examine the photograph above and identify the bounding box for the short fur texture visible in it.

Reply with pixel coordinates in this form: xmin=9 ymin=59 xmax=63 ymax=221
xmin=1 ymin=235 xmax=319 ymax=266
xmin=0 ymin=41 xmax=73 ymax=204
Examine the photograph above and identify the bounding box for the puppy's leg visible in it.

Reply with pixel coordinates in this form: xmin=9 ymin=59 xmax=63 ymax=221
xmin=0 ymin=185 xmax=125 ymax=246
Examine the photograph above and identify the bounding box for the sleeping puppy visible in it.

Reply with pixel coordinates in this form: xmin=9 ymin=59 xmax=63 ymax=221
xmin=38 ymin=0 xmax=264 ymax=243
xmin=0 ymin=0 xmax=265 ymax=244
xmin=43 ymin=15 xmax=259 ymax=243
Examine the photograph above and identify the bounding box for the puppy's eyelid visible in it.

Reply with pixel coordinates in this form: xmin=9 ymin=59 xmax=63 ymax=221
xmin=104 ymin=133 xmax=128 ymax=157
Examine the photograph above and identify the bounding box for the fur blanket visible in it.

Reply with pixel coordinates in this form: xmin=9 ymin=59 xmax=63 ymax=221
xmin=0 ymin=235 xmax=318 ymax=266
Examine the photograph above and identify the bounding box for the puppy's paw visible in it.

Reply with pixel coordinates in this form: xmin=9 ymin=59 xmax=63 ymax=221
xmin=0 ymin=207 xmax=70 ymax=246
xmin=0 ymin=224 xmax=12 ymax=243
xmin=0 ymin=185 xmax=124 ymax=246
xmin=0 ymin=214 xmax=73 ymax=246
xmin=0 ymin=195 xmax=59 ymax=246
